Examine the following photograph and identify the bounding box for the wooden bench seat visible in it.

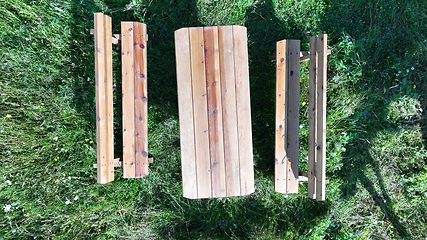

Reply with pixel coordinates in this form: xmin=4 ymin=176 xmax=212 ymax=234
xmin=175 ymin=26 xmax=254 ymax=199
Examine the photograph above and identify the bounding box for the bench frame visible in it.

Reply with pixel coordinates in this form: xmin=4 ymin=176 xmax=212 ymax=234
xmin=275 ymin=35 xmax=329 ymax=201
xmin=92 ymin=13 xmax=150 ymax=183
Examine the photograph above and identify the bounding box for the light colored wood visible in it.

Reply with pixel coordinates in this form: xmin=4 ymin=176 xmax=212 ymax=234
xmin=176 ymin=26 xmax=254 ymax=198
xmin=133 ymin=22 xmax=149 ymax=178
xmin=218 ymin=26 xmax=241 ymax=197
xmin=175 ymin=28 xmax=198 ymax=199
xmin=121 ymin=22 xmax=136 ymax=178
xmin=94 ymin=13 xmax=114 ymax=184
xmin=316 ymin=34 xmax=327 ymax=201
xmin=233 ymin=26 xmax=254 ymax=195
xmin=204 ymin=27 xmax=226 ymax=197
xmin=308 ymin=36 xmax=318 ymax=199
xmin=275 ymin=40 xmax=287 ymax=193
xmin=286 ymin=40 xmax=300 ymax=194
xmin=90 ymin=29 xmax=120 ymax=44
xmin=104 ymin=15 xmax=114 ymax=182
xmin=189 ymin=27 xmax=212 ymax=198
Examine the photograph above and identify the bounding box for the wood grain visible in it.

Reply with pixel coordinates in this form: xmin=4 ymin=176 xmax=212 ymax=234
xmin=175 ymin=28 xmax=198 ymax=199
xmin=121 ymin=21 xmax=136 ymax=178
xmin=275 ymin=40 xmax=287 ymax=193
xmin=204 ymin=27 xmax=226 ymax=197
xmin=233 ymin=26 xmax=254 ymax=195
xmin=308 ymin=36 xmax=318 ymax=199
xmin=104 ymin=15 xmax=114 ymax=182
xmin=189 ymin=27 xmax=212 ymax=198
xmin=316 ymin=34 xmax=327 ymax=201
xmin=286 ymin=40 xmax=300 ymax=194
xmin=94 ymin=13 xmax=114 ymax=184
xmin=218 ymin=26 xmax=241 ymax=197
xmin=133 ymin=22 xmax=148 ymax=178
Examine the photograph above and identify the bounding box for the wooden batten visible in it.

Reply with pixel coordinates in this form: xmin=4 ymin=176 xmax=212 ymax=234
xmin=315 ymin=34 xmax=327 ymax=201
xmin=275 ymin=40 xmax=287 ymax=193
xmin=308 ymin=34 xmax=328 ymax=201
xmin=175 ymin=26 xmax=254 ymax=199
xmin=121 ymin=21 xmax=149 ymax=179
xmin=93 ymin=13 xmax=150 ymax=183
xmin=276 ymin=36 xmax=328 ymax=200
xmin=94 ymin=13 xmax=114 ymax=184
xmin=308 ymin=36 xmax=318 ymax=199
xmin=275 ymin=40 xmax=300 ymax=194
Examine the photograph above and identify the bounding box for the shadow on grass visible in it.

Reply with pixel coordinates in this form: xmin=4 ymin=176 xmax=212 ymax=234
xmin=68 ymin=0 xmax=332 ymax=238
xmin=319 ymin=0 xmax=427 ymax=238
xmin=154 ymin=195 xmax=331 ymax=239
xmin=70 ymin=0 xmax=200 ymax=158
xmin=154 ymin=0 xmax=331 ymax=238
xmin=245 ymin=0 xmax=302 ymax=173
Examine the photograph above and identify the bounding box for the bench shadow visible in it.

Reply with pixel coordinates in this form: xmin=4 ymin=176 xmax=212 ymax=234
xmin=153 ymin=0 xmax=332 ymax=238
xmin=69 ymin=0 xmax=332 ymax=238
xmin=245 ymin=0 xmax=308 ymax=173
xmin=70 ymin=0 xmax=200 ymax=160
xmin=318 ymin=0 xmax=427 ymax=238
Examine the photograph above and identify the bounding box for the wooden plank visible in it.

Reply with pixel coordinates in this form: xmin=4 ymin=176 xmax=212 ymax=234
xmin=94 ymin=13 xmax=111 ymax=184
xmin=175 ymin=28 xmax=198 ymax=199
xmin=308 ymin=36 xmax=318 ymax=199
xmin=232 ymin=26 xmax=254 ymax=195
xmin=286 ymin=40 xmax=300 ymax=193
xmin=275 ymin=40 xmax=287 ymax=193
xmin=204 ymin=27 xmax=226 ymax=197
xmin=133 ymin=22 xmax=149 ymax=178
xmin=189 ymin=27 xmax=212 ymax=198
xmin=218 ymin=26 xmax=241 ymax=197
xmin=121 ymin=22 xmax=136 ymax=178
xmin=316 ymin=34 xmax=327 ymax=201
xmin=104 ymin=15 xmax=114 ymax=182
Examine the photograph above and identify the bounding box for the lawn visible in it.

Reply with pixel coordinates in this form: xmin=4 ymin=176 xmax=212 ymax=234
xmin=1 ymin=0 xmax=426 ymax=239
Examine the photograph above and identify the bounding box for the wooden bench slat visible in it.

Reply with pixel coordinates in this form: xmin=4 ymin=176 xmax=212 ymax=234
xmin=175 ymin=28 xmax=198 ymax=199
xmin=233 ymin=26 xmax=254 ymax=195
xmin=94 ymin=13 xmax=114 ymax=184
xmin=308 ymin=36 xmax=318 ymax=199
xmin=189 ymin=27 xmax=212 ymax=198
xmin=104 ymin=15 xmax=114 ymax=183
xmin=275 ymin=40 xmax=300 ymax=194
xmin=286 ymin=40 xmax=300 ymax=194
xmin=218 ymin=26 xmax=241 ymax=197
xmin=121 ymin=22 xmax=136 ymax=178
xmin=204 ymin=27 xmax=227 ymax=197
xmin=133 ymin=22 xmax=149 ymax=178
xmin=275 ymin=40 xmax=287 ymax=193
xmin=316 ymin=34 xmax=327 ymax=201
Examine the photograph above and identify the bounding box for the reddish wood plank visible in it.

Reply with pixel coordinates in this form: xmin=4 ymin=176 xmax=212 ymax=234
xmin=175 ymin=28 xmax=198 ymax=199
xmin=133 ymin=22 xmax=149 ymax=178
xmin=204 ymin=27 xmax=226 ymax=197
xmin=232 ymin=26 xmax=254 ymax=195
xmin=218 ymin=26 xmax=241 ymax=197
xmin=121 ymin=22 xmax=136 ymax=178
xmin=275 ymin=40 xmax=287 ymax=193
xmin=94 ymin=13 xmax=114 ymax=184
xmin=308 ymin=36 xmax=318 ymax=199
xmin=189 ymin=27 xmax=212 ymax=198
xmin=286 ymin=40 xmax=300 ymax=194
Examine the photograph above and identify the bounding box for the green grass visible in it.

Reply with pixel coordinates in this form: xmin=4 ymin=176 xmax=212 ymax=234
xmin=1 ymin=0 xmax=427 ymax=239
